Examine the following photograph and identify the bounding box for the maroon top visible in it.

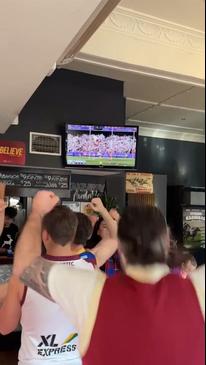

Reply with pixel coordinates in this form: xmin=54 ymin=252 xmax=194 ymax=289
xmin=83 ymin=273 xmax=205 ymax=365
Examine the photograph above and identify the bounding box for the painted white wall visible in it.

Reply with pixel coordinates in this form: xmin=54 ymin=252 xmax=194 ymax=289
xmin=0 ymin=0 xmax=112 ymax=133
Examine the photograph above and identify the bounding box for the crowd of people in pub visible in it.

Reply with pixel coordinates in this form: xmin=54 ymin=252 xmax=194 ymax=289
xmin=0 ymin=184 xmax=204 ymax=365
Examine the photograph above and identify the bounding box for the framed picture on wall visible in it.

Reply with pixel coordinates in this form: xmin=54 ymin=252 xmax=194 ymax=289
xmin=126 ymin=172 xmax=153 ymax=194
xmin=183 ymin=206 xmax=205 ymax=249
xmin=29 ymin=132 xmax=62 ymax=156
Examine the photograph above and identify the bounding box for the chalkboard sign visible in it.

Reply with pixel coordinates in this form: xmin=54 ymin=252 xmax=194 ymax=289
xmin=0 ymin=170 xmax=69 ymax=190
xmin=70 ymin=182 xmax=105 ymax=202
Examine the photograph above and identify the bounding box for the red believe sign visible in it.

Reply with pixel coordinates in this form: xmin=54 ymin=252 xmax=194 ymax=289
xmin=0 ymin=141 xmax=26 ymax=165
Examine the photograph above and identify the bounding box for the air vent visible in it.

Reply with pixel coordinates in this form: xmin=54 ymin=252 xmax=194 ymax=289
xmin=30 ymin=132 xmax=62 ymax=156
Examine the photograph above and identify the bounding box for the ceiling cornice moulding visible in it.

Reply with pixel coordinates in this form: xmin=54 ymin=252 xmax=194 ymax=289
xmin=128 ymin=119 xmax=204 ymax=133
xmin=127 ymin=122 xmax=205 ymax=143
xmin=138 ymin=126 xmax=205 ymax=143
xmin=63 ymin=53 xmax=205 ymax=87
xmin=139 ymin=128 xmax=205 ymax=143
xmin=102 ymin=6 xmax=205 ymax=54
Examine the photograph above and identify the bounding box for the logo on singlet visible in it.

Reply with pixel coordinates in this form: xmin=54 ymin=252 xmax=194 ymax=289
xmin=37 ymin=333 xmax=78 ymax=357
xmin=38 ymin=335 xmax=58 ymax=347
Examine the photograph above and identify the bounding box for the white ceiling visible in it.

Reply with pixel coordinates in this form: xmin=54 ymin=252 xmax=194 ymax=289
xmin=124 ymin=75 xmax=205 ymax=133
xmin=128 ymin=103 xmax=204 ymax=130
xmin=0 ymin=0 xmax=204 ymax=142
xmin=124 ymin=77 xmax=196 ymax=103
xmin=62 ymin=0 xmax=205 ymax=143
xmin=0 ymin=0 xmax=120 ymax=134
xmin=120 ymin=0 xmax=205 ymax=31
xmin=63 ymin=54 xmax=205 ymax=142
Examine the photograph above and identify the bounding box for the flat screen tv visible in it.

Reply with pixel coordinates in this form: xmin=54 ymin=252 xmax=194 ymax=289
xmin=65 ymin=124 xmax=138 ymax=168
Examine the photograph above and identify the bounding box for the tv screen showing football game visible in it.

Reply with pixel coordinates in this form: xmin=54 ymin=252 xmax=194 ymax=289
xmin=65 ymin=124 xmax=138 ymax=168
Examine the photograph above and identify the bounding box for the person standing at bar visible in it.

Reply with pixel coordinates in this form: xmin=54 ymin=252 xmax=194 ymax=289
xmin=12 ymin=191 xmax=205 ymax=365
xmin=0 ymin=206 xmax=19 ymax=255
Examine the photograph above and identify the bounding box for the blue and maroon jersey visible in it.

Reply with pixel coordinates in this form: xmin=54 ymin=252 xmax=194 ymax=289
xmin=103 ymin=252 xmax=121 ymax=277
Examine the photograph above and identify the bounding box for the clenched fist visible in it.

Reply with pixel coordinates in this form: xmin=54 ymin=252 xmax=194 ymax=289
xmin=89 ymin=198 xmax=106 ymax=215
xmin=31 ymin=191 xmax=60 ymax=217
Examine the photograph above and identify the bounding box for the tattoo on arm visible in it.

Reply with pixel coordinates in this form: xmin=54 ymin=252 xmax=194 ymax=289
xmin=20 ymin=258 xmax=55 ymax=302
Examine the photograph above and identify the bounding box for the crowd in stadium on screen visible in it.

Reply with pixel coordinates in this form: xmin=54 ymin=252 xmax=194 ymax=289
xmin=67 ymin=133 xmax=136 ymax=157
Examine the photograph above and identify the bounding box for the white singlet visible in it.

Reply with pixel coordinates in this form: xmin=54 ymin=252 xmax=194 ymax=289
xmin=19 ymin=252 xmax=96 ymax=365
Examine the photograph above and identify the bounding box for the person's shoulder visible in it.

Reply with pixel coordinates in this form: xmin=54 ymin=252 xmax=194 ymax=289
xmin=49 ymin=264 xmax=106 ymax=301
xmin=80 ymin=251 xmax=96 ymax=260
xmin=189 ymin=265 xmax=205 ymax=319
xmin=190 ymin=265 xmax=205 ymax=289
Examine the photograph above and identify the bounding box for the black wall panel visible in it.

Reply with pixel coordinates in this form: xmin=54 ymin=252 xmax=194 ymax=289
xmin=137 ymin=136 xmax=205 ymax=187
xmin=0 ymin=69 xmax=204 ymax=188
xmin=0 ymin=69 xmax=125 ymax=169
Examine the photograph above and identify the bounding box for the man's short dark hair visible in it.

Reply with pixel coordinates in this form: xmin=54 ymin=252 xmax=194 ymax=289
xmin=5 ymin=207 xmax=17 ymax=219
xmin=74 ymin=213 xmax=93 ymax=247
xmin=118 ymin=205 xmax=168 ymax=265
xmin=42 ymin=205 xmax=78 ymax=246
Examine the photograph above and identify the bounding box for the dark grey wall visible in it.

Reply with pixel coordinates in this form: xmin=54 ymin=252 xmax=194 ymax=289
xmin=153 ymin=174 xmax=167 ymax=216
xmin=105 ymin=173 xmax=126 ymax=211
xmin=0 ymin=69 xmax=204 ymax=188
xmin=137 ymin=136 xmax=205 ymax=187
xmin=0 ymin=69 xmax=125 ymax=169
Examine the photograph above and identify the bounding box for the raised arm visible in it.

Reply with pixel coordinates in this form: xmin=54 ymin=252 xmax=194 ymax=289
xmin=92 ymin=238 xmax=118 ymax=268
xmin=0 ymin=283 xmax=8 ymax=307
xmin=13 ymin=191 xmax=59 ymax=277
xmin=88 ymin=198 xmax=119 ymax=268
xmin=89 ymin=198 xmax=118 ymax=239
xmin=0 ymin=276 xmax=23 ymax=335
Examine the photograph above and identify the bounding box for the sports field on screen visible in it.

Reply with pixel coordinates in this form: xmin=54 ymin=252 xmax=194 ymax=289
xmin=66 ymin=155 xmax=135 ymax=167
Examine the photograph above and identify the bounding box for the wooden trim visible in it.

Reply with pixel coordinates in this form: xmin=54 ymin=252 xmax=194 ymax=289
xmin=127 ymin=193 xmax=156 ymax=207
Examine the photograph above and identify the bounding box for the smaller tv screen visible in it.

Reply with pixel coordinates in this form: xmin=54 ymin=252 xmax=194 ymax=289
xmin=65 ymin=124 xmax=138 ymax=168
